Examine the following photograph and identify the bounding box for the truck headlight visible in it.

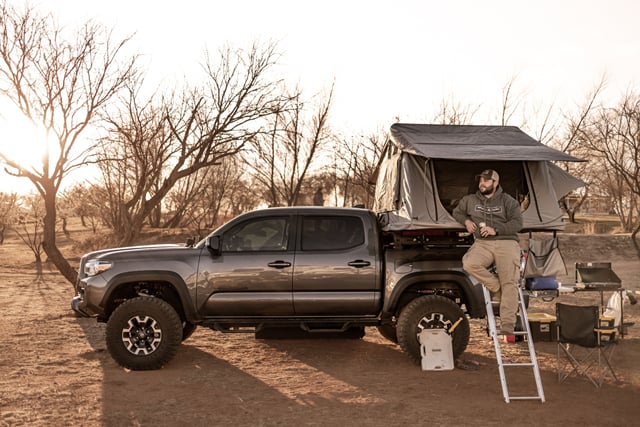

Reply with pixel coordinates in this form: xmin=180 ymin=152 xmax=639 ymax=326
xmin=84 ymin=259 xmax=113 ymax=276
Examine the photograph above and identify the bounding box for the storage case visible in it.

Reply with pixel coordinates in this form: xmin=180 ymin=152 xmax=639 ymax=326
xmin=419 ymin=329 xmax=454 ymax=371
xmin=528 ymin=313 xmax=557 ymax=342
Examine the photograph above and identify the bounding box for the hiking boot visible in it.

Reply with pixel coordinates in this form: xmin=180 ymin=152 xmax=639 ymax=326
xmin=498 ymin=325 xmax=514 ymax=335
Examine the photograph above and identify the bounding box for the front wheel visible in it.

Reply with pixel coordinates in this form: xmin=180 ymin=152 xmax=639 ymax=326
xmin=106 ymin=297 xmax=183 ymax=370
xmin=396 ymin=295 xmax=470 ymax=365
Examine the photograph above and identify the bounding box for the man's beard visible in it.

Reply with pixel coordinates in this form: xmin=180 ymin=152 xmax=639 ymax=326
xmin=480 ymin=184 xmax=495 ymax=195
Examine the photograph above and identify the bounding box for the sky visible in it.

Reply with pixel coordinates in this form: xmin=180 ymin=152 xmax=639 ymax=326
xmin=1 ymin=0 xmax=640 ymax=192
xmin=42 ymin=0 xmax=640 ymax=128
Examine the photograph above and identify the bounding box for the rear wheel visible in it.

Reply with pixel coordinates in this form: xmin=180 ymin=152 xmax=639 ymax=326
xmin=396 ymin=295 xmax=470 ymax=364
xmin=106 ymin=297 xmax=183 ymax=370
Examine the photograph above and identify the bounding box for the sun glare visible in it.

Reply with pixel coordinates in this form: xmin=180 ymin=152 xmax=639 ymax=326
xmin=0 ymin=112 xmax=52 ymax=173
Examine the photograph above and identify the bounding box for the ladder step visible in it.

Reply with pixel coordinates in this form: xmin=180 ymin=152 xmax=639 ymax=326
xmin=495 ymin=330 xmax=528 ymax=336
xmin=509 ymin=397 xmax=544 ymax=401
xmin=503 ymin=362 xmax=535 ymax=367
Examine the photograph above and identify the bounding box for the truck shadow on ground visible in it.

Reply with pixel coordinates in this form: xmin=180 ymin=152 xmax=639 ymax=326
xmin=75 ymin=318 xmax=640 ymax=426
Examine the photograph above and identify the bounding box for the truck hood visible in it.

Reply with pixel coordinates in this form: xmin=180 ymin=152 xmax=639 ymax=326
xmin=77 ymin=244 xmax=187 ymax=283
xmin=83 ymin=244 xmax=185 ymax=260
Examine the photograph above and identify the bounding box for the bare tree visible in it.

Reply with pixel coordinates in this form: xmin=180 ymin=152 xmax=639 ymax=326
xmin=61 ymin=184 xmax=102 ymax=233
xmin=224 ymin=178 xmax=262 ymax=218
xmin=13 ymin=193 xmax=45 ymax=281
xmin=59 ymin=184 xmax=100 ymax=232
xmin=577 ymin=91 xmax=640 ymax=249
xmin=495 ymin=74 xmax=566 ymax=148
xmin=332 ymin=129 xmax=386 ymax=208
xmin=164 ymin=156 xmax=256 ymax=235
xmin=0 ymin=191 xmax=17 ymax=244
xmin=247 ymin=84 xmax=334 ymax=207
xmin=162 ymin=167 xmax=213 ymax=230
xmin=0 ymin=2 xmax=138 ymax=284
xmin=433 ymin=94 xmax=480 ymax=125
xmin=96 ymin=84 xmax=172 ymax=242
xmin=600 ymin=167 xmax=639 ymax=232
xmin=499 ymin=74 xmax=529 ymax=126
xmin=555 ymin=77 xmax=607 ymax=222
xmin=98 ymin=42 xmax=288 ymax=244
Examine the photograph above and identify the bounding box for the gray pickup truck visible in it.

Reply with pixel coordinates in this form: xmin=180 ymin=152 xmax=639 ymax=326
xmin=72 ymin=124 xmax=583 ymax=370
xmin=72 ymin=206 xmax=482 ymax=370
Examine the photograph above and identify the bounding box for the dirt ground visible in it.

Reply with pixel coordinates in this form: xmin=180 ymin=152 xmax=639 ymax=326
xmin=1 ymin=230 xmax=640 ymax=426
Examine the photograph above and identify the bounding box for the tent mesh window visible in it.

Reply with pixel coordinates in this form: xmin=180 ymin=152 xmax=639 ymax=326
xmin=432 ymin=160 xmax=530 ymax=214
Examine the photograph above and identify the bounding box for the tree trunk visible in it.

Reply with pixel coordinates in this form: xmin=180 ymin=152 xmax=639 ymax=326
xmin=149 ymin=204 xmax=162 ymax=228
xmin=632 ymin=223 xmax=640 ymax=259
xmin=35 ymin=252 xmax=44 ymax=283
xmin=62 ymin=216 xmax=70 ymax=237
xmin=42 ymin=189 xmax=78 ymax=286
xmin=116 ymin=204 xmax=144 ymax=246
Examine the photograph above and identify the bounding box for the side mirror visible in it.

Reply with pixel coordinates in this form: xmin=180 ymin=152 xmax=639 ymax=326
xmin=206 ymin=235 xmax=221 ymax=255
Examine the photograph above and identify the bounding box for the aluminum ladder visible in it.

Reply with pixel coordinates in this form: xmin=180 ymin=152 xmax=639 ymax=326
xmin=482 ymin=284 xmax=545 ymax=403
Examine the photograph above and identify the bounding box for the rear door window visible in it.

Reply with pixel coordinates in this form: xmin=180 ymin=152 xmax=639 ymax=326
xmin=300 ymin=216 xmax=364 ymax=251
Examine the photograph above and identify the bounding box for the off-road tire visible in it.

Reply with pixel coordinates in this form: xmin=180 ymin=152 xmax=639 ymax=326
xmin=396 ymin=295 xmax=470 ymax=364
xmin=106 ymin=297 xmax=183 ymax=370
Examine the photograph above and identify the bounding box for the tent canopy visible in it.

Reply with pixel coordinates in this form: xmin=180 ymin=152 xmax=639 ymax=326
xmin=390 ymin=123 xmax=583 ymax=162
xmin=374 ymin=124 xmax=586 ymax=231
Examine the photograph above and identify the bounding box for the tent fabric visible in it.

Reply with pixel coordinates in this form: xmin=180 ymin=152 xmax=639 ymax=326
xmin=521 ymin=161 xmax=567 ymax=229
xmin=372 ymin=143 xmax=401 ymax=213
xmin=378 ymin=154 xmax=462 ymax=230
xmin=374 ymin=124 xmax=586 ymax=232
xmin=390 ymin=123 xmax=583 ymax=162
xmin=547 ymin=162 xmax=587 ymax=199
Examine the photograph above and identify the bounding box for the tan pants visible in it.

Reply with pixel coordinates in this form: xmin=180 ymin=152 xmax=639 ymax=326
xmin=462 ymin=239 xmax=521 ymax=330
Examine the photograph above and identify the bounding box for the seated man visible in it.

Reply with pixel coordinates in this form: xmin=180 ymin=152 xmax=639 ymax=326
xmin=452 ymin=169 xmax=523 ymax=335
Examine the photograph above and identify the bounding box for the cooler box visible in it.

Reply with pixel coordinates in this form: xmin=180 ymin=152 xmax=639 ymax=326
xmin=528 ymin=313 xmax=557 ymax=342
xmin=419 ymin=329 xmax=454 ymax=371
xmin=525 ymin=276 xmax=559 ymax=290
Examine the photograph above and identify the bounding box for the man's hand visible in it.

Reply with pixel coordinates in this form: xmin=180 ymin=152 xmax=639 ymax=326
xmin=480 ymin=225 xmax=496 ymax=238
xmin=464 ymin=219 xmax=477 ymax=234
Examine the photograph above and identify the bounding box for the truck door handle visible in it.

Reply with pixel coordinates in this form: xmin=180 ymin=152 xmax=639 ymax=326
xmin=267 ymin=260 xmax=292 ymax=269
xmin=348 ymin=260 xmax=371 ymax=268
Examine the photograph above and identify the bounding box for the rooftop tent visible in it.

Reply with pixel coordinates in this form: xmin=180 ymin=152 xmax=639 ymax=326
xmin=374 ymin=124 xmax=586 ymax=231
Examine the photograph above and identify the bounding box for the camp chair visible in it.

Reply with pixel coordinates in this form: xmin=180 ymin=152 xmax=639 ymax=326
xmin=556 ymin=303 xmax=618 ymax=388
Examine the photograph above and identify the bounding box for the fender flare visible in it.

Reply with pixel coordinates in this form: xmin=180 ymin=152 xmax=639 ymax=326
xmin=384 ymin=270 xmax=485 ymax=318
xmin=100 ymin=271 xmax=197 ymax=322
